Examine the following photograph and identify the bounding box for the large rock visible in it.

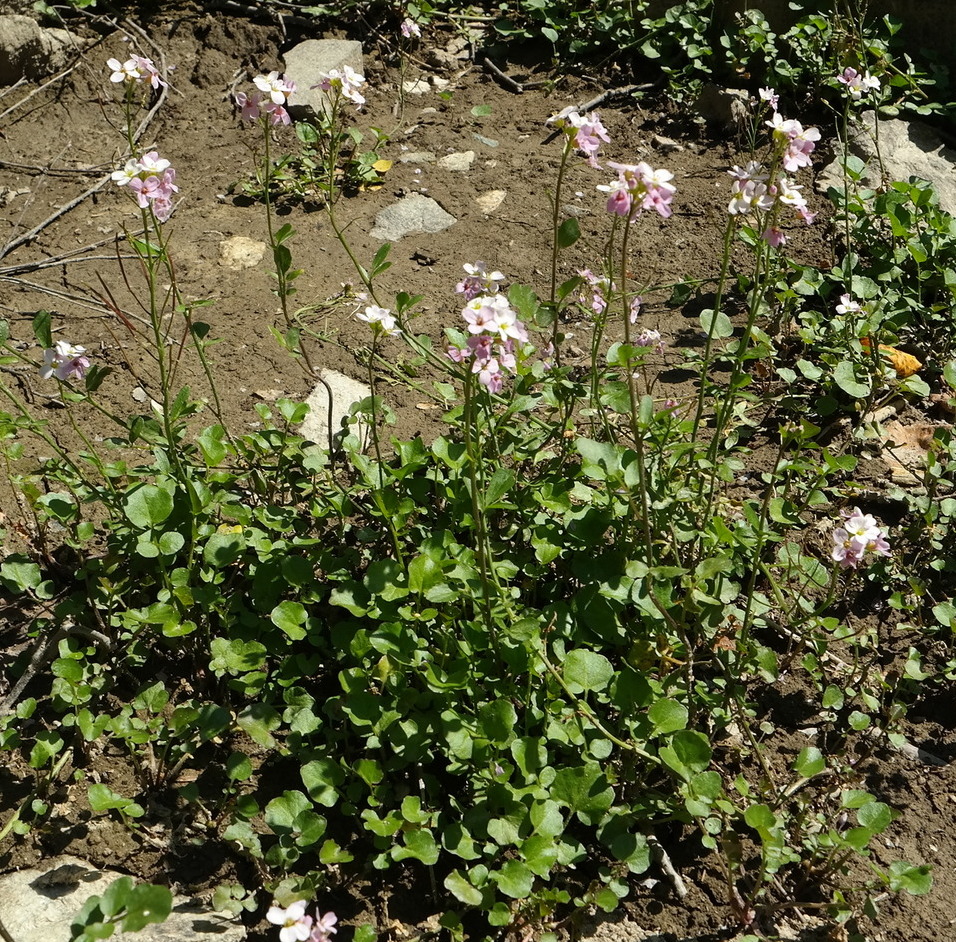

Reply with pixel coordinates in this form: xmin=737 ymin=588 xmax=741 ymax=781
xmin=299 ymin=369 xmax=371 ymax=450
xmin=369 ymin=193 xmax=456 ymax=241
xmin=284 ymin=39 xmax=365 ymax=118
xmin=693 ymin=84 xmax=749 ymax=128
xmin=0 ymin=856 xmax=245 ymax=942
xmin=0 ymin=15 xmax=86 ymax=84
xmin=817 ymin=110 xmax=956 ymax=215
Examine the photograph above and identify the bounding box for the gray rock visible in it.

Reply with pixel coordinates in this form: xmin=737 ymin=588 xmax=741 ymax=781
xmin=300 ymin=369 xmax=371 ymax=450
xmin=817 ymin=110 xmax=956 ymax=215
xmin=694 ymin=84 xmax=749 ymax=128
xmin=0 ymin=856 xmax=245 ymax=942
xmin=398 ymin=151 xmax=436 ymax=163
xmin=423 ymin=47 xmax=461 ymax=71
xmin=284 ymin=39 xmax=364 ymax=119
xmin=0 ymin=15 xmax=87 ymax=84
xmin=369 ymin=193 xmax=456 ymax=241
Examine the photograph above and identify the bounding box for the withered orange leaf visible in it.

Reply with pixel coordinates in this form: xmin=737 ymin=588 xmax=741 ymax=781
xmin=860 ymin=337 xmax=922 ymax=378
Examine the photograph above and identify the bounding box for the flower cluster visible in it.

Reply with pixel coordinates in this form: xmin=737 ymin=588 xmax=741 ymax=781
xmin=111 ymin=151 xmax=178 ymax=221
xmin=597 ymin=161 xmax=676 ymax=219
xmin=837 ymin=66 xmax=880 ymax=101
xmin=635 ymin=326 xmax=664 ymax=352
xmin=313 ymin=66 xmax=366 ymax=108
xmin=107 ymin=55 xmax=167 ymax=89
xmin=447 ymin=270 xmax=528 ymax=393
xmin=40 ymin=341 xmax=90 ymax=382
xmin=356 ymin=304 xmax=400 ymax=337
xmin=725 ymin=149 xmax=816 ymax=244
xmin=547 ymin=107 xmax=611 ymax=169
xmin=831 ymin=507 xmax=891 ymax=569
xmin=767 ymin=111 xmax=822 ymax=173
xmin=576 ymin=268 xmax=613 ymax=316
xmin=455 ymin=261 xmax=505 ymax=301
xmin=266 ymin=901 xmax=337 ymax=942
xmin=236 ymin=71 xmax=297 ymax=126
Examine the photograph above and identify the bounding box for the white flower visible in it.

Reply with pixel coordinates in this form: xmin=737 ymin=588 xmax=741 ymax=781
xmin=356 ymin=305 xmax=400 ymax=336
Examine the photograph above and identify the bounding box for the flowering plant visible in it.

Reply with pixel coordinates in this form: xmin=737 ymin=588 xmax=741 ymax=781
xmin=111 ymin=150 xmax=179 ymax=221
xmin=40 ymin=341 xmax=90 ymax=382
xmin=831 ymin=507 xmax=892 ymax=569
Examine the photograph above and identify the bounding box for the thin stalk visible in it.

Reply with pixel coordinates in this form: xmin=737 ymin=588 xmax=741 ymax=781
xmin=462 ymin=373 xmax=501 ymax=655
xmin=691 ymin=213 xmax=738 ymax=439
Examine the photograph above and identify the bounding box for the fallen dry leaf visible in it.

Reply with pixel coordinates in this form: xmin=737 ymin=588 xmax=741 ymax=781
xmin=861 ymin=337 xmax=922 ymax=377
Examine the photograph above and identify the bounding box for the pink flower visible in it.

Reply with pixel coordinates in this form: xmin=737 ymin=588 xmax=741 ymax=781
xmin=629 ymin=296 xmax=643 ymax=324
xmin=262 ymin=101 xmax=292 ymax=126
xmin=577 ymin=269 xmax=612 ymax=315
xmin=782 ymin=129 xmax=820 ymax=172
xmin=310 ymin=911 xmax=338 ymax=942
xmin=267 ymin=902 xmax=312 ymax=942
xmin=462 ymin=295 xmax=526 ymax=344
xmin=758 ymin=87 xmax=779 ymax=111
xmin=797 ymin=207 xmax=817 ymax=225
xmin=401 ymin=17 xmax=421 ymax=38
xmin=456 ymin=261 xmax=505 ymax=300
xmin=598 ymin=179 xmax=632 ymax=216
xmin=129 ymin=55 xmax=167 ymax=89
xmin=235 ymin=90 xmax=263 ymax=122
xmin=314 ymin=67 xmax=365 ymax=107
xmin=474 ymin=357 xmax=503 ymax=393
xmin=40 ymin=341 xmax=90 ymax=382
xmin=837 ymin=67 xmax=880 ymax=101
xmin=254 ymin=71 xmax=296 ymax=105
xmin=761 ymin=226 xmax=787 ymax=247
xmin=599 ymin=161 xmax=676 ymax=219
xmin=112 ymin=151 xmax=178 ymax=219
xmin=831 ymin=507 xmax=891 ymax=568
xmin=635 ymin=328 xmax=664 ymax=353
xmin=549 ymin=109 xmax=611 ymax=168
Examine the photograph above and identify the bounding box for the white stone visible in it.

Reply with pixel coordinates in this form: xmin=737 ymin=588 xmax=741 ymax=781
xmin=218 ymin=236 xmax=266 ymax=271
xmin=401 ymin=79 xmax=430 ymax=95
xmin=0 ymin=857 xmax=245 ymax=942
xmin=475 ymin=189 xmax=506 ymax=214
xmin=284 ymin=39 xmax=364 ymax=118
xmin=437 ymin=150 xmax=475 ymax=172
xmin=299 ymin=369 xmax=371 ymax=450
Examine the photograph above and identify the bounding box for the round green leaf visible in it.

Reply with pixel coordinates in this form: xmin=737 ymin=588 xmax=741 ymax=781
xmin=493 ymin=859 xmax=534 ymax=899
xmin=444 ymin=870 xmax=483 ymax=906
xmin=271 ymin=600 xmax=307 ymax=640
xmin=648 ymin=698 xmax=688 ymax=734
xmin=564 ymin=650 xmax=614 ymax=693
xmin=124 ymin=485 xmax=173 ymax=529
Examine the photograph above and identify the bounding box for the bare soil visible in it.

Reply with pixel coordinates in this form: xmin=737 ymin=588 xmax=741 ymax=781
xmin=1 ymin=5 xmax=955 ymax=942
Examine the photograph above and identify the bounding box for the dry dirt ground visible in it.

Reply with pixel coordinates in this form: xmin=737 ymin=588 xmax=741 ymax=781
xmin=1 ymin=5 xmax=955 ymax=942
